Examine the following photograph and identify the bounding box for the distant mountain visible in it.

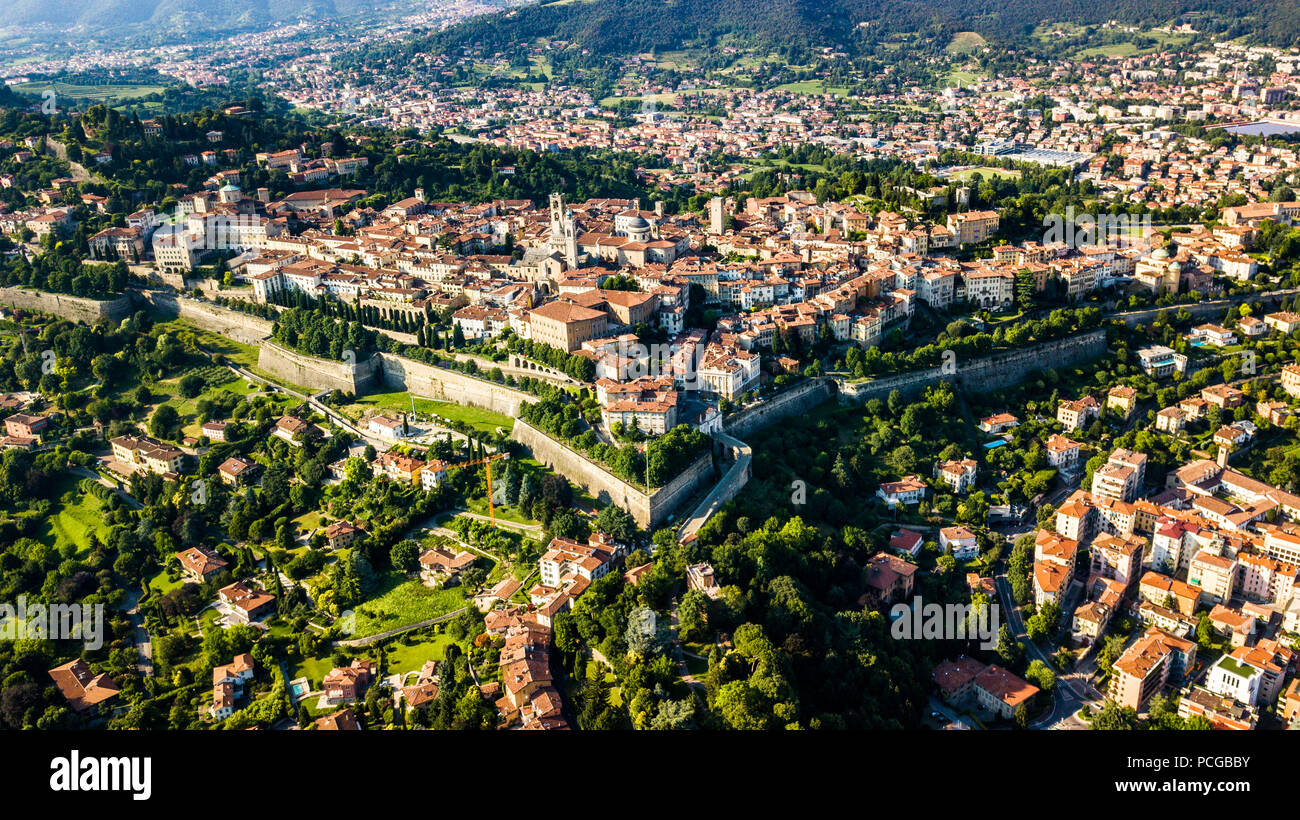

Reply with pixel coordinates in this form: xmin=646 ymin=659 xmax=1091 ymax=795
xmin=422 ymin=0 xmax=1300 ymax=57
xmin=0 ymin=0 xmax=522 ymax=43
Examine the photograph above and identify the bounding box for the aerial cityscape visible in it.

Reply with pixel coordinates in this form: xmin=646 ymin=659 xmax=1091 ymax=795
xmin=0 ymin=0 xmax=1299 ymax=770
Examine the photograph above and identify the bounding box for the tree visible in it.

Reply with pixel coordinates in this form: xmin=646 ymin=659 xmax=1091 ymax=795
xmin=392 ymin=540 xmax=421 ymax=573
xmin=1025 ymin=659 xmax=1056 ymax=693
xmin=714 ymin=680 xmax=775 ymax=730
xmin=678 ymin=589 xmax=710 ymax=642
xmin=594 ymin=504 xmax=636 ymax=542
xmin=178 ymin=373 xmax=204 ymax=398
xmin=996 ymin=624 xmax=1023 ymax=670
xmin=1091 ymin=700 xmax=1138 ymax=730
xmin=150 ymin=404 xmax=181 ymax=439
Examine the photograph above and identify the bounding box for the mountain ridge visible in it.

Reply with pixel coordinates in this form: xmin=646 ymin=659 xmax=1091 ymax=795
xmin=420 ymin=0 xmax=1300 ymax=57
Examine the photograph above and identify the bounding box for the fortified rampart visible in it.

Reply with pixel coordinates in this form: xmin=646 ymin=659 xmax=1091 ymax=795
xmin=511 ymin=419 xmax=714 ymax=528
xmin=0 ymin=287 xmax=133 ymax=323
xmin=838 ymin=329 xmax=1109 ymax=404
xmin=379 ymin=354 xmax=538 ymax=418
xmin=257 ymin=342 xmax=379 ymax=394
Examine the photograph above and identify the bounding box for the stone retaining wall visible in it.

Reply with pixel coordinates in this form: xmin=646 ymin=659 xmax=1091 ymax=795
xmin=511 ymin=419 xmax=714 ymax=528
xmin=0 ymin=287 xmax=133 ymax=323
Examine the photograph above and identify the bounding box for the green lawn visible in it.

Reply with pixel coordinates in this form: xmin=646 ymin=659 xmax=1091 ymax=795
xmin=774 ymin=80 xmax=851 ymax=97
xmin=292 ymin=654 xmax=337 ymax=690
xmin=350 ymin=575 xmax=467 ymax=638
xmin=384 ymin=633 xmax=457 ymax=675
xmin=291 ymin=510 xmax=328 ymax=536
xmin=347 ymin=391 xmax=514 ymax=434
xmin=148 ymin=568 xmax=188 ymax=596
xmin=42 ymin=479 xmax=112 ymax=555
xmin=158 ymin=320 xmax=261 ymax=369
xmin=947 ymin=167 xmax=1021 ymax=182
xmin=463 ymin=497 xmax=537 ymax=527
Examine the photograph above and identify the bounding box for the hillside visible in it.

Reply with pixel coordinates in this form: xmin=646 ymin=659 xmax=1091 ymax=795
xmin=0 ymin=0 xmax=520 ymax=42
xmin=419 ymin=0 xmax=1300 ymax=57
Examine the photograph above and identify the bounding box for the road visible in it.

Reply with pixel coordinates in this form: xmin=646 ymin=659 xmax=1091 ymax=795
xmin=333 ymin=607 xmax=469 ymax=647
xmin=70 ymin=465 xmax=143 ymax=509
xmin=226 ymin=362 xmax=389 ymax=450
xmin=993 ymin=571 xmax=1105 ymax=729
xmin=677 ymin=432 xmax=752 ymax=544
xmin=122 ymin=588 xmax=154 ymax=677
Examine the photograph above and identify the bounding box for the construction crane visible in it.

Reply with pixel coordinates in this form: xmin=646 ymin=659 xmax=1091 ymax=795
xmin=448 ymin=453 xmax=510 ymax=525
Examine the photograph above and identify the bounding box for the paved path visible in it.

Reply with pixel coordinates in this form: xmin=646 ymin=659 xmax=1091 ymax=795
xmin=677 ymin=432 xmax=751 ymax=543
xmin=70 ymin=465 xmax=143 ymax=509
xmin=455 ymin=509 xmax=543 ymax=533
xmin=994 ymin=571 xmax=1104 ymax=729
xmin=227 ymin=363 xmax=387 ymax=450
xmin=122 ymin=588 xmax=153 ymax=677
xmin=333 ymin=607 xmax=469 ymax=647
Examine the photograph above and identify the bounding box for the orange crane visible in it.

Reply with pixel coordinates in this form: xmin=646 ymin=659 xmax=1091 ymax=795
xmin=449 ymin=453 xmax=510 ymax=525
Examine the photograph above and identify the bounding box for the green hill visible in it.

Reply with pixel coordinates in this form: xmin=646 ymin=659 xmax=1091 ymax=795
xmin=417 ymin=0 xmax=1300 ymax=58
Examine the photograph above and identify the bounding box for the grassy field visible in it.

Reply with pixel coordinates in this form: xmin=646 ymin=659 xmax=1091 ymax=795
xmin=13 ymin=80 xmax=166 ymax=104
xmin=351 ymin=575 xmax=467 ymax=638
xmin=159 ymin=320 xmax=262 ymax=369
xmin=945 ymin=31 xmax=988 ymax=54
xmin=1032 ymin=22 xmax=1195 ymax=60
xmin=943 ymin=69 xmax=987 ymax=88
xmin=947 ymin=167 xmax=1022 ymax=182
xmin=650 ymin=50 xmax=699 ymax=70
xmin=775 ymin=80 xmax=851 ymax=97
xmin=347 ymin=391 xmax=514 ymax=434
xmin=384 ymin=633 xmax=457 ymax=675
xmin=1074 ymin=42 xmax=1141 ymax=58
xmin=43 ymin=479 xmax=112 ymax=555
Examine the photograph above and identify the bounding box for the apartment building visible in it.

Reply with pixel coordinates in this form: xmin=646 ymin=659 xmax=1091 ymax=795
xmin=876 ymin=475 xmax=927 ymax=508
xmin=1044 ymin=434 xmax=1083 ymax=470
xmin=1091 ymin=448 xmax=1147 ymax=502
xmin=1057 ymin=396 xmax=1100 ymax=432
xmin=1188 ymin=550 xmax=1238 ymax=604
xmin=109 ymin=434 xmax=184 ymax=477
xmin=1109 ymin=628 xmax=1197 ymax=710
xmin=539 ymin=536 xmax=622 ymax=589
xmin=946 ymin=210 xmax=1000 ymax=245
xmin=1282 ymin=364 xmax=1300 ymax=398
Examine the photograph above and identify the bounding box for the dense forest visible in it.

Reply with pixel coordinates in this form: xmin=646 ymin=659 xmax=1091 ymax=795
xmin=371 ymin=0 xmax=1300 ymax=76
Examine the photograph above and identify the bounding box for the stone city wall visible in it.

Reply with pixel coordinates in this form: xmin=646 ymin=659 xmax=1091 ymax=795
xmin=0 ymin=287 xmax=133 ymax=323
xmin=511 ymin=419 xmax=714 ymax=528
